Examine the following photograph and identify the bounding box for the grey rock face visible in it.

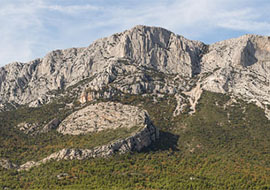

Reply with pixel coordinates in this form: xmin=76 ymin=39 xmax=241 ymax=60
xmin=18 ymin=121 xmax=159 ymax=171
xmin=57 ymin=102 xmax=148 ymax=135
xmin=201 ymin=35 xmax=270 ymax=118
xmin=0 ymin=25 xmax=205 ymax=107
xmin=16 ymin=122 xmax=39 ymax=135
xmin=0 ymin=159 xmax=17 ymax=170
xmin=15 ymin=102 xmax=159 ymax=171
xmin=57 ymin=173 xmax=70 ymax=180
xmin=41 ymin=118 xmax=61 ymax=133
xmin=1 ymin=25 xmax=270 ymax=116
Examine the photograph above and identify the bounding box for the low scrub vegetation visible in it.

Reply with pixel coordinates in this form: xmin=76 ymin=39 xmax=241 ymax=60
xmin=1 ymin=91 xmax=270 ymax=189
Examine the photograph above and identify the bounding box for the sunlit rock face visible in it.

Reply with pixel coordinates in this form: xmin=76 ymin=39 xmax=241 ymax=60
xmin=1 ymin=26 xmax=270 ymax=117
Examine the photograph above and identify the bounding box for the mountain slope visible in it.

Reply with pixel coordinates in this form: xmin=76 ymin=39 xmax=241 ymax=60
xmin=201 ymin=34 xmax=270 ymax=118
xmin=1 ymin=91 xmax=270 ymax=189
xmin=1 ymin=25 xmax=270 ymax=189
xmin=0 ymin=25 xmax=205 ymax=108
xmin=1 ymin=26 xmax=270 ymax=119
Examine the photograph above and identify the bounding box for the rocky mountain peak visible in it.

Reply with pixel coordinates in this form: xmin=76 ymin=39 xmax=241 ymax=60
xmin=0 ymin=25 xmax=206 ymax=108
xmin=202 ymin=34 xmax=270 ymax=70
xmin=1 ymin=25 xmax=270 ymax=119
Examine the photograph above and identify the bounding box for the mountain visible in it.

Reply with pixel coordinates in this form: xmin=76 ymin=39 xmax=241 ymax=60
xmin=1 ymin=26 xmax=270 ymax=117
xmin=0 ymin=25 xmax=205 ymax=108
xmin=1 ymin=25 xmax=270 ymax=189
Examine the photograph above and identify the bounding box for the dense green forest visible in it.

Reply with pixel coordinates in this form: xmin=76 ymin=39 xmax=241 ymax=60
xmin=1 ymin=91 xmax=270 ymax=189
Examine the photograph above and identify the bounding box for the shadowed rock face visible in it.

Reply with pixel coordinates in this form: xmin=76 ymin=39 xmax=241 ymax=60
xmin=241 ymin=40 xmax=258 ymax=67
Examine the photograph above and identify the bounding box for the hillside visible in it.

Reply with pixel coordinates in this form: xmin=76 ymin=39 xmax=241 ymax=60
xmin=1 ymin=25 xmax=270 ymax=189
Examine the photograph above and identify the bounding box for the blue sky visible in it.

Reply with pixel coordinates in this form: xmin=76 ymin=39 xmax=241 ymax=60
xmin=1 ymin=0 xmax=270 ymax=66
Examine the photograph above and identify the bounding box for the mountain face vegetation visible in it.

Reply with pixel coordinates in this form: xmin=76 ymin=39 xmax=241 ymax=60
xmin=1 ymin=25 xmax=270 ymax=189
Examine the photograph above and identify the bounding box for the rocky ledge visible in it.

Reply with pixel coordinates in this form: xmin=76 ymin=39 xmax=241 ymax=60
xmin=1 ymin=102 xmax=159 ymax=171
xmin=57 ymin=102 xmax=148 ymax=135
xmin=19 ymin=122 xmax=158 ymax=171
xmin=0 ymin=159 xmax=18 ymax=170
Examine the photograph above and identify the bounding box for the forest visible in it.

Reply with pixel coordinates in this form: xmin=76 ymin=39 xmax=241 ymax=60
xmin=1 ymin=91 xmax=270 ymax=189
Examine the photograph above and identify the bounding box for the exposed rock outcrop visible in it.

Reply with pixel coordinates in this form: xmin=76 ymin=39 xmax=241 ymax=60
xmin=0 ymin=25 xmax=205 ymax=107
xmin=57 ymin=173 xmax=70 ymax=180
xmin=16 ymin=122 xmax=39 ymax=135
xmin=57 ymin=102 xmax=148 ymax=135
xmin=2 ymin=25 xmax=269 ymax=118
xmin=12 ymin=102 xmax=159 ymax=171
xmin=183 ymin=82 xmax=203 ymax=114
xmin=0 ymin=159 xmax=17 ymax=170
xmin=40 ymin=118 xmax=61 ymax=133
xmin=1 ymin=25 xmax=270 ymax=118
xmin=19 ymin=122 xmax=159 ymax=171
xmin=201 ymin=35 xmax=270 ymax=118
xmin=80 ymin=91 xmax=94 ymax=103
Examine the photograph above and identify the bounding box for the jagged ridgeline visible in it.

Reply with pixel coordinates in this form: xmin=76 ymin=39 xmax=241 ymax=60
xmin=1 ymin=25 xmax=270 ymax=189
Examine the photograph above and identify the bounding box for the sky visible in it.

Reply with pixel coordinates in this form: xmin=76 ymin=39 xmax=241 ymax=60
xmin=0 ymin=0 xmax=270 ymax=66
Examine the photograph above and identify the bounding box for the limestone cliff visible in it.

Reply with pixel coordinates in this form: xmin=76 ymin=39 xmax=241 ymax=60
xmin=0 ymin=25 xmax=205 ymax=108
xmin=201 ymin=35 xmax=270 ymax=117
xmin=1 ymin=26 xmax=269 ymax=119
xmin=1 ymin=25 xmax=270 ymax=116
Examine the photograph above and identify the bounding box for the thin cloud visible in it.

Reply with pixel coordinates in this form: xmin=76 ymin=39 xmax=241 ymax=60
xmin=42 ymin=4 xmax=100 ymax=14
xmin=216 ymin=8 xmax=270 ymax=33
xmin=0 ymin=0 xmax=43 ymax=64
